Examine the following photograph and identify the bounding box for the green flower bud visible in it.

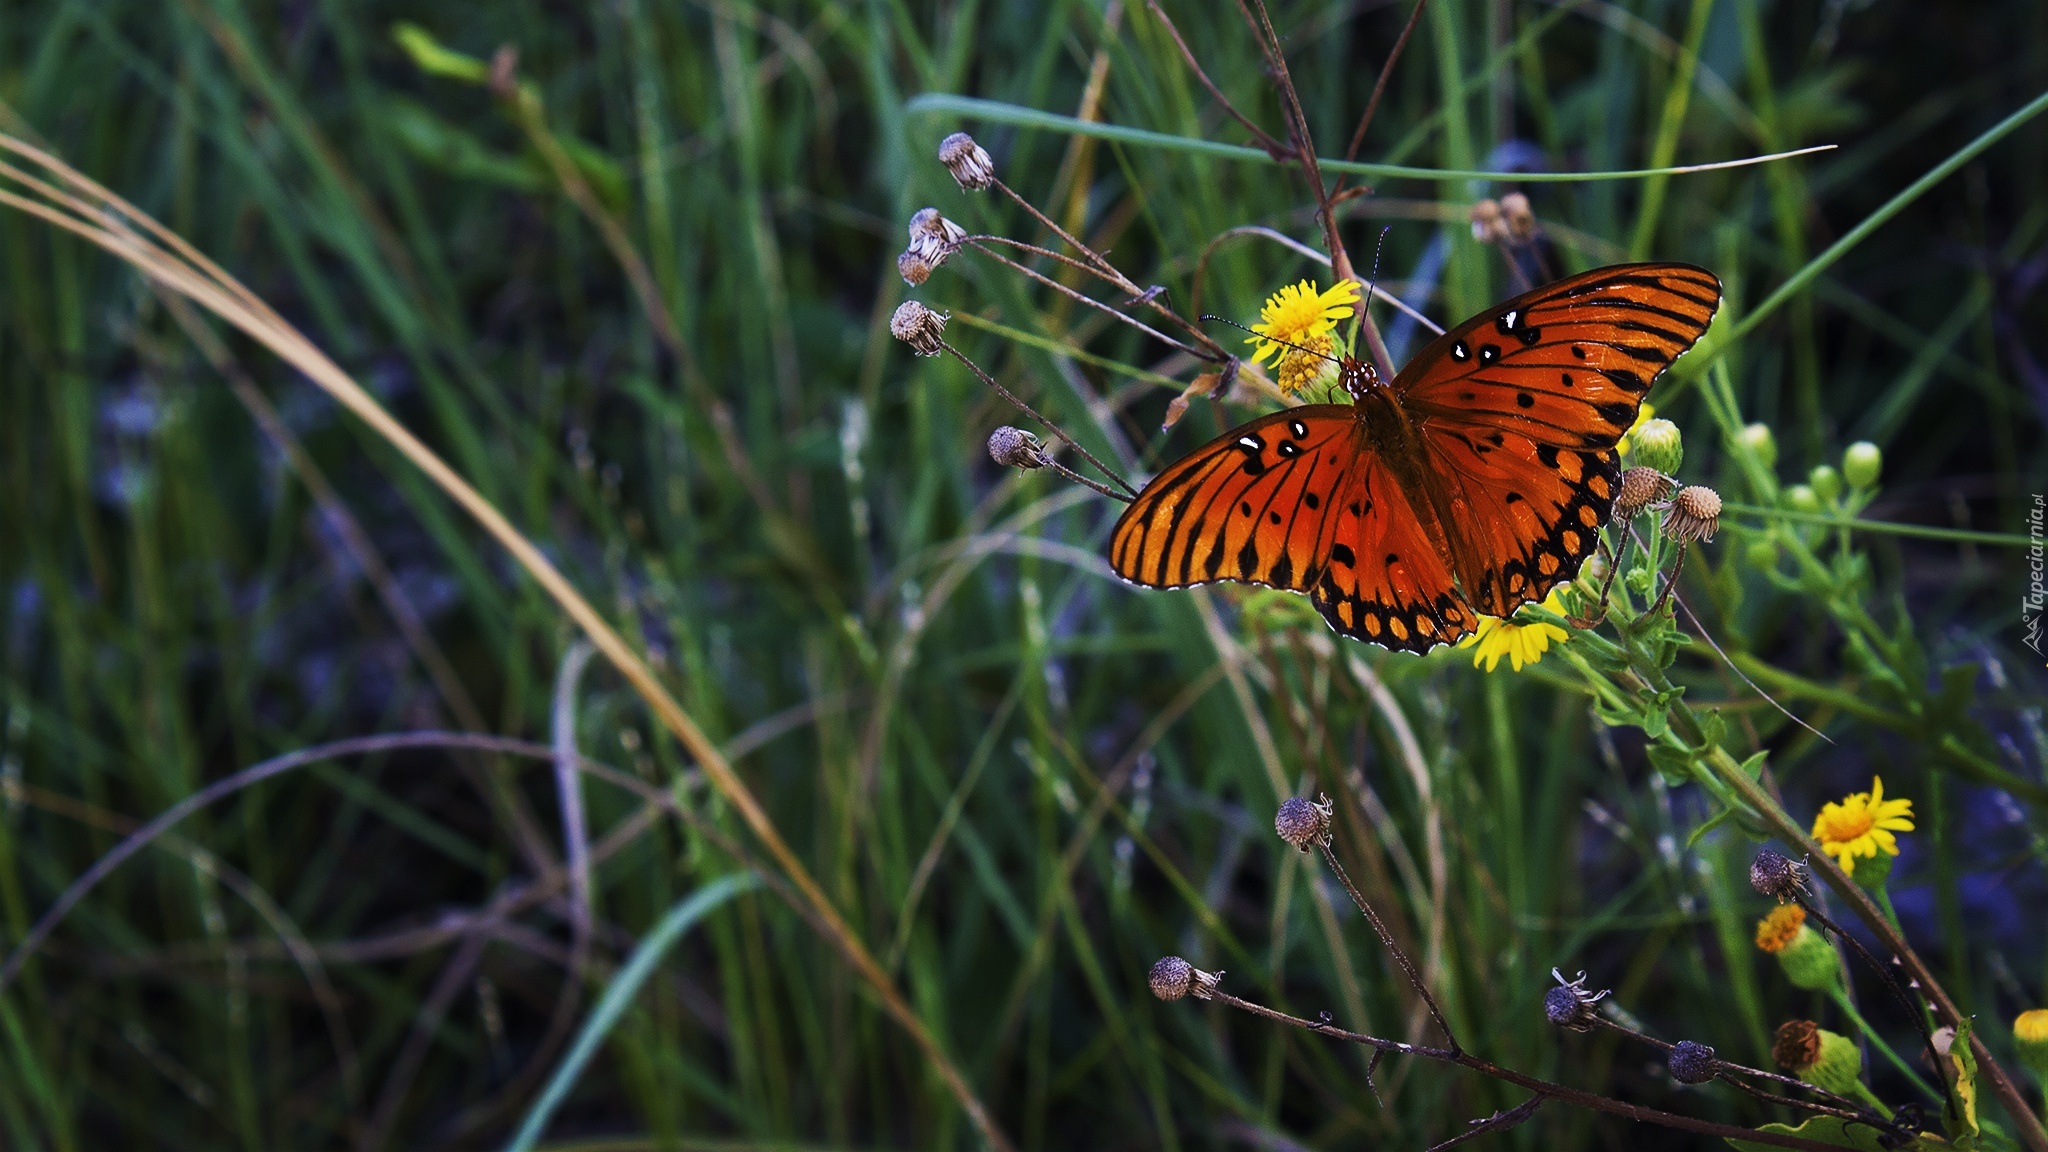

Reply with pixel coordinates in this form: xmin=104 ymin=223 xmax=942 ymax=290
xmin=1843 ymin=441 xmax=1882 ymax=489
xmin=1626 ymin=566 xmax=1655 ymax=596
xmin=1849 ymin=849 xmax=1893 ymax=889
xmin=1630 ymin=419 xmax=1684 ymax=475
xmin=1785 ymin=484 xmax=1820 ymax=513
xmin=1804 ymin=1029 xmax=1864 ymax=1097
xmin=1739 ymin=423 xmax=1777 ymax=470
xmin=1745 ymin=538 xmax=1779 ymax=570
xmin=1809 ymin=465 xmax=1841 ymax=504
xmin=2016 ymin=1009 xmax=2048 ymax=1085
xmin=1776 ymin=926 xmax=1840 ymax=992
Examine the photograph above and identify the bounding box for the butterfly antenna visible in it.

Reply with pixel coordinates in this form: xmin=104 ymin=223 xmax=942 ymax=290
xmin=1198 ymin=314 xmax=1345 ymax=366
xmin=1360 ymin=225 xmax=1393 ymax=320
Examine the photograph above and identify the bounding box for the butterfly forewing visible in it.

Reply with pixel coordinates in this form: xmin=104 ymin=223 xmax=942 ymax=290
xmin=1108 ymin=406 xmax=1358 ymax=593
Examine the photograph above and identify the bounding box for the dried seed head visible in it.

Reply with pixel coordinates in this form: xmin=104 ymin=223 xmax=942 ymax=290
xmin=1615 ymin=466 xmax=1676 ymax=519
xmin=1543 ymin=968 xmax=1609 ymax=1032
xmin=1148 ymin=955 xmax=1222 ymax=1002
xmin=1663 ymin=485 xmax=1721 ymax=543
xmin=939 ymin=132 xmax=995 ymax=191
xmin=1470 ymin=198 xmax=1507 ymax=244
xmin=1750 ymin=850 xmax=1808 ymax=902
xmin=889 ymin=301 xmax=947 ymax=357
xmin=1500 ymin=192 xmax=1536 ymax=242
xmin=1669 ymin=1040 xmax=1719 ymax=1084
xmin=1274 ymin=795 xmax=1333 ymax=852
xmin=987 ymin=426 xmax=1048 ymax=470
xmin=897 ymin=250 xmax=932 ymax=286
xmin=907 ymin=207 xmax=967 ymax=260
xmin=1772 ymin=1019 xmax=1823 ymax=1073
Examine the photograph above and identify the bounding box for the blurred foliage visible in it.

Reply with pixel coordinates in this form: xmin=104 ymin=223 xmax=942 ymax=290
xmin=0 ymin=0 xmax=2044 ymax=1148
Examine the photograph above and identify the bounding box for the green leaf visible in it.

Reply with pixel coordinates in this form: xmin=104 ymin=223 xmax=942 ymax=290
xmin=1725 ymin=1114 xmax=1890 ymax=1152
xmin=382 ymin=97 xmax=546 ymax=191
xmin=1946 ymin=1018 xmax=1979 ymax=1143
xmin=1687 ymin=803 xmax=1741 ymax=849
xmin=1701 ymin=709 xmax=1728 ymax=749
xmin=392 ymin=22 xmax=491 ymax=84
xmin=1646 ymin=743 xmax=1696 ymax=785
xmin=1735 ymin=751 xmax=1769 ymax=781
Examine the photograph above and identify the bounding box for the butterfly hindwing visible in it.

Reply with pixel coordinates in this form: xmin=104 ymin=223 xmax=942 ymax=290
xmin=1108 ymin=406 xmax=1358 ymax=594
xmin=1419 ymin=426 xmax=1620 ymax=616
xmin=1308 ymin=454 xmax=1473 ymax=653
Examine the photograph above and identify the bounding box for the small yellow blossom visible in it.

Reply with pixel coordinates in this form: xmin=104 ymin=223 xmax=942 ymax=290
xmin=1245 ymin=279 xmax=1359 ymax=366
xmin=1460 ymin=589 xmax=1570 ymax=672
xmin=1811 ymin=776 xmax=1914 ymax=872
xmin=1617 ymin=402 xmax=1657 ymax=456
xmin=1754 ymin=905 xmax=1806 ymax=953
xmin=1275 ymin=332 xmax=1338 ymax=395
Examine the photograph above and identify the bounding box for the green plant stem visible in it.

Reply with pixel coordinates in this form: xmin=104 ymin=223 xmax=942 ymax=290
xmin=1721 ymin=502 xmax=2035 ymax=548
xmin=1829 ymin=987 xmax=1937 ymax=1106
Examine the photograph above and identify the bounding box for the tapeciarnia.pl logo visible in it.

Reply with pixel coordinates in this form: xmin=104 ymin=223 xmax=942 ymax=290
xmin=2026 ymin=494 xmax=2045 ymax=660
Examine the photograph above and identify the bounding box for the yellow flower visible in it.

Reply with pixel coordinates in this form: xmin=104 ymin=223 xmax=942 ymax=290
xmin=1754 ymin=904 xmax=1806 ymax=953
xmin=1459 ymin=589 xmax=1570 ymax=672
xmin=1245 ymin=279 xmax=1359 ymax=365
xmin=1275 ymin=332 xmax=1338 ymax=395
xmin=1811 ymin=776 xmax=1914 ymax=871
xmin=1617 ymin=402 xmax=1657 ymax=456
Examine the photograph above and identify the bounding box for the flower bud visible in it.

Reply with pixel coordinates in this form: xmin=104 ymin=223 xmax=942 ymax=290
xmin=1785 ymin=484 xmax=1820 ymax=513
xmin=987 ymin=426 xmax=1048 ymax=470
xmin=1630 ymin=418 xmax=1684 ymax=475
xmin=938 ymin=132 xmax=995 ymax=191
xmin=1739 ymin=423 xmax=1777 ymax=470
xmin=889 ymin=301 xmax=947 ymax=357
xmin=1808 ymin=464 xmax=1841 ymax=504
xmin=1754 ymin=904 xmax=1806 ymax=953
xmin=1745 ymin=537 xmax=1779 ymax=570
xmin=1773 ymin=1020 xmax=1863 ymax=1097
xmin=1842 ymin=441 xmax=1882 ymax=490
xmin=2014 ymin=1009 xmax=2048 ymax=1084
xmin=1663 ymin=486 xmax=1721 ymax=543
xmin=1670 ymin=1041 xmax=1718 ymax=1084
xmin=1543 ymin=969 xmax=1608 ymax=1032
xmin=1625 ymin=566 xmax=1655 ymax=597
xmin=1149 ymin=955 xmax=1221 ymax=1001
xmin=1615 ymin=467 xmax=1675 ymax=519
xmin=1275 ymin=795 xmax=1333 ymax=851
xmin=1776 ymin=925 xmax=1842 ymax=992
xmin=1750 ymin=850 xmax=1808 ymax=902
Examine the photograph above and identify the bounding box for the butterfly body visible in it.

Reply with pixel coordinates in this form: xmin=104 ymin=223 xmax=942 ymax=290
xmin=1108 ymin=262 xmax=1721 ymax=653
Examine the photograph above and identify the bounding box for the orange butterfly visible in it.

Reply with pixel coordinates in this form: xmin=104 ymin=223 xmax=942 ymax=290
xmin=1108 ymin=262 xmax=1721 ymax=653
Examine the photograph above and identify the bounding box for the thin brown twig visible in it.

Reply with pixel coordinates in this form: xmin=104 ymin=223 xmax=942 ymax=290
xmin=966 ymin=240 xmax=1205 ymax=357
xmin=1334 ymin=0 xmax=1430 ymax=190
xmin=1314 ymin=840 xmax=1459 ymax=1050
xmin=937 ymin=339 xmax=1139 ymax=495
xmin=1141 ymin=0 xmax=1294 ymax=159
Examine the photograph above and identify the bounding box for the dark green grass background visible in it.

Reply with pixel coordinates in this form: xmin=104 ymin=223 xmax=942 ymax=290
xmin=0 ymin=0 xmax=2044 ymax=1148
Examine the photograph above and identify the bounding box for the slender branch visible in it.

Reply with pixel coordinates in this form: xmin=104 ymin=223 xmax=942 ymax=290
xmin=1315 ymin=841 xmax=1459 ymax=1050
xmin=1333 ymin=0 xmax=1430 ymax=194
xmin=1425 ymin=1097 xmax=1545 ymax=1151
xmin=937 ymin=339 xmax=1139 ymax=495
xmin=1142 ymin=0 xmax=1293 ymax=159
xmin=966 ymin=241 xmax=1204 ymax=357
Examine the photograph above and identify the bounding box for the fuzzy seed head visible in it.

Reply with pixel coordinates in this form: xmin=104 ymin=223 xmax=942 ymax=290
xmin=938 ymin=132 xmax=995 ymax=190
xmin=987 ymin=426 xmax=1047 ymax=470
xmin=1669 ymin=1041 xmax=1718 ymax=1084
xmin=1500 ymin=192 xmax=1536 ymax=241
xmin=1470 ymin=198 xmax=1507 ymax=244
xmin=889 ymin=301 xmax=947 ymax=356
xmin=897 ymin=250 xmax=932 ymax=285
xmin=1544 ymin=968 xmax=1608 ymax=1032
xmin=1663 ymin=485 xmax=1721 ymax=543
xmin=1274 ymin=795 xmax=1333 ymax=851
xmin=1148 ymin=955 xmax=1221 ymax=1002
xmin=1615 ymin=466 xmax=1675 ymax=519
xmin=1750 ymin=850 xmax=1808 ymax=902
xmin=1772 ymin=1019 xmax=1822 ymax=1072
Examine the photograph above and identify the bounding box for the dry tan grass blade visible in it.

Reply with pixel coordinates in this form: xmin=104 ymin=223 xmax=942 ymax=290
xmin=0 ymin=132 xmax=1011 ymax=1152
